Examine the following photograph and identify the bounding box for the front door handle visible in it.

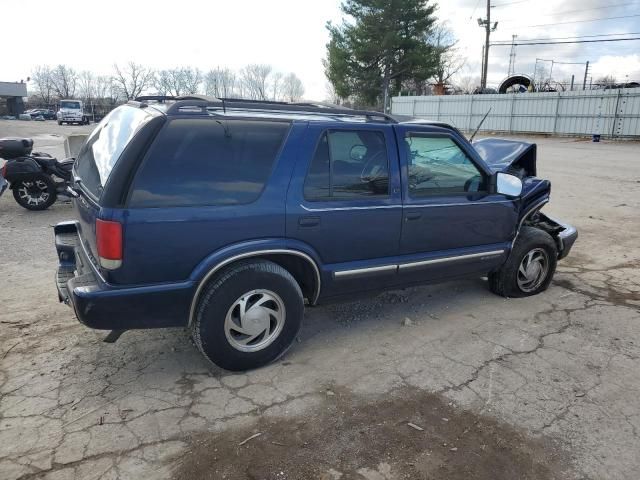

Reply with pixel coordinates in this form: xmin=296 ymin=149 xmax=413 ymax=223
xmin=405 ymin=212 xmax=422 ymax=221
xmin=299 ymin=216 xmax=321 ymax=227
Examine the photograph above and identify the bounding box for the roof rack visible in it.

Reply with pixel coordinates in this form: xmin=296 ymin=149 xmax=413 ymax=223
xmin=133 ymin=95 xmax=397 ymax=123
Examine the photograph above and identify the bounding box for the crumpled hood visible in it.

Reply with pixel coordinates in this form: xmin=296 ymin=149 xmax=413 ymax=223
xmin=472 ymin=138 xmax=537 ymax=177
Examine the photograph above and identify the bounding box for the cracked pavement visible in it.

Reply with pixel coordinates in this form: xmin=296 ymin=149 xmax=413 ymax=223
xmin=1 ymin=122 xmax=639 ymax=479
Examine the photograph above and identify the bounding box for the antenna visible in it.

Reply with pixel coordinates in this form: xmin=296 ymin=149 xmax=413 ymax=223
xmin=469 ymin=108 xmax=492 ymax=142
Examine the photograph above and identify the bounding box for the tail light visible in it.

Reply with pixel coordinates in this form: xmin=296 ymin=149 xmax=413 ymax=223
xmin=96 ymin=219 xmax=122 ymax=270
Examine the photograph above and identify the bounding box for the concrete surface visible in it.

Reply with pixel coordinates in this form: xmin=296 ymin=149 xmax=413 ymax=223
xmin=0 ymin=119 xmax=639 ymax=479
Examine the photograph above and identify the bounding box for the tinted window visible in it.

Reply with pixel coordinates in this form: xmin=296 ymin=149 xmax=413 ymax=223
xmin=304 ymin=130 xmax=389 ymax=200
xmin=129 ymin=119 xmax=289 ymax=208
xmin=404 ymin=136 xmax=485 ymax=196
xmin=75 ymin=105 xmax=153 ymax=198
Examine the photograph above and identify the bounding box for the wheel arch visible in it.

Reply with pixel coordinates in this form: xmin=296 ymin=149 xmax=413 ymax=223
xmin=188 ymin=248 xmax=321 ymax=327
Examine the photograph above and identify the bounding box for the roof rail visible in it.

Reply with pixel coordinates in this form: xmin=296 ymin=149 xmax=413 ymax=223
xmin=133 ymin=95 xmax=397 ymax=123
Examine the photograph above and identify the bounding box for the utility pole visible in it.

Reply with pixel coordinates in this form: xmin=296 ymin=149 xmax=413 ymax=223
xmin=582 ymin=61 xmax=590 ymax=90
xmin=507 ymin=34 xmax=517 ymax=76
xmin=480 ymin=44 xmax=485 ymax=88
xmin=478 ymin=0 xmax=498 ymax=90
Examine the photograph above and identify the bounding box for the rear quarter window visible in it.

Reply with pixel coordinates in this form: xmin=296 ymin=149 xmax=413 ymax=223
xmin=129 ymin=119 xmax=290 ymax=208
xmin=75 ymin=106 xmax=153 ymax=199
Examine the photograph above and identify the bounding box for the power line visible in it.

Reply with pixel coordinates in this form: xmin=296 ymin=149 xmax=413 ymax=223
xmin=491 ymin=0 xmax=528 ymax=7
xmin=520 ymin=14 xmax=640 ymax=29
xmin=469 ymin=0 xmax=482 ymax=20
xmin=491 ymin=37 xmax=640 ymax=46
xmin=499 ymin=2 xmax=638 ymax=21
xmin=493 ymin=32 xmax=640 ymax=43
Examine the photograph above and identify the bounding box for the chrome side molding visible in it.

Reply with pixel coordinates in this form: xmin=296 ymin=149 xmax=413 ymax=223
xmin=333 ymin=249 xmax=506 ymax=278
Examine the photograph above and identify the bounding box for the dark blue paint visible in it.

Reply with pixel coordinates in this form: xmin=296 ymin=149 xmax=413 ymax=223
xmin=55 ymin=105 xmax=571 ymax=331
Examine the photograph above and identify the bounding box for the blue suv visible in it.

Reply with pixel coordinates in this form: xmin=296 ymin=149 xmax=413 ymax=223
xmin=54 ymin=96 xmax=577 ymax=371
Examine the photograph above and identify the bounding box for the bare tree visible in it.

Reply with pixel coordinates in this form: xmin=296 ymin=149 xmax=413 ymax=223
xmin=240 ymin=64 xmax=272 ymax=100
xmin=204 ymin=67 xmax=237 ymax=98
xmin=154 ymin=69 xmax=182 ymax=96
xmin=78 ymin=71 xmax=95 ymax=103
xmin=180 ymin=67 xmax=202 ymax=95
xmin=50 ymin=64 xmax=78 ymax=99
xmin=113 ymin=62 xmax=154 ymax=100
xmin=281 ymin=73 xmax=305 ymax=102
xmin=596 ymin=75 xmax=617 ymax=87
xmin=429 ymin=24 xmax=465 ymax=92
xmin=454 ymin=74 xmax=480 ymax=94
xmin=325 ymin=81 xmax=342 ymax=104
xmin=154 ymin=67 xmax=201 ymax=96
xmin=31 ymin=65 xmax=55 ymax=105
xmin=271 ymin=72 xmax=284 ymax=101
xmin=93 ymin=76 xmax=112 ymax=101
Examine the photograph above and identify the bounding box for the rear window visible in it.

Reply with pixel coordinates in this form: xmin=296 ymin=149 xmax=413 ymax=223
xmin=75 ymin=106 xmax=153 ymax=198
xmin=128 ymin=119 xmax=289 ymax=208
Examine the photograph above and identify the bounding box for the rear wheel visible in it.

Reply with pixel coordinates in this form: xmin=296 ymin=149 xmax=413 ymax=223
xmin=489 ymin=226 xmax=557 ymax=298
xmin=192 ymin=260 xmax=304 ymax=371
xmin=12 ymin=173 xmax=57 ymax=211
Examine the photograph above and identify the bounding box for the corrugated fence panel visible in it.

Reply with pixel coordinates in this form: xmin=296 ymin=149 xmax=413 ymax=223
xmin=391 ymin=88 xmax=640 ymax=138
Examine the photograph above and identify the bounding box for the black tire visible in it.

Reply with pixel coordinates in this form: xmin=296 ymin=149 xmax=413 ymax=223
xmin=192 ymin=260 xmax=304 ymax=371
xmin=57 ymin=121 xmax=62 ymax=125
xmin=12 ymin=173 xmax=58 ymax=211
xmin=489 ymin=226 xmax=557 ymax=298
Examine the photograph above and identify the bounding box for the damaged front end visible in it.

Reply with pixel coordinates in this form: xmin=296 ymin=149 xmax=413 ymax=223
xmin=474 ymin=137 xmax=578 ymax=259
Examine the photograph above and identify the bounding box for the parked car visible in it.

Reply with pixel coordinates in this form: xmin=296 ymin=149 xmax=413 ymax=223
xmin=54 ymin=97 xmax=577 ymax=371
xmin=26 ymin=109 xmax=56 ymax=120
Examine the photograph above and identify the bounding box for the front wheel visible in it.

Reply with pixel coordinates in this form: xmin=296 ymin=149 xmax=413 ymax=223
xmin=192 ymin=260 xmax=304 ymax=371
xmin=12 ymin=173 xmax=57 ymax=210
xmin=489 ymin=226 xmax=557 ymax=298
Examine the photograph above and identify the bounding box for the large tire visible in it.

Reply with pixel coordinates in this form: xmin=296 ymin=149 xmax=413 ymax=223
xmin=192 ymin=260 xmax=304 ymax=371
xmin=12 ymin=173 xmax=57 ymax=211
xmin=489 ymin=226 xmax=557 ymax=298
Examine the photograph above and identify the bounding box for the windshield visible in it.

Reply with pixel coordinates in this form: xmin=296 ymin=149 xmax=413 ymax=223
xmin=60 ymin=101 xmax=81 ymax=110
xmin=75 ymin=106 xmax=153 ymax=199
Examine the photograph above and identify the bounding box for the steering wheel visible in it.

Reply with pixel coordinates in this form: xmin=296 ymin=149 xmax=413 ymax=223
xmin=359 ymin=150 xmax=387 ymax=182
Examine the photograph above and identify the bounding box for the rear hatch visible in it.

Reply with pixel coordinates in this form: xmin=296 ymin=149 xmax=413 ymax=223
xmin=72 ymin=105 xmax=156 ymax=274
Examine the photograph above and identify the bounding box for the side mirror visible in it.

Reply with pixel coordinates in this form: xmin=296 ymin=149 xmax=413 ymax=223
xmin=496 ymin=172 xmax=523 ymax=197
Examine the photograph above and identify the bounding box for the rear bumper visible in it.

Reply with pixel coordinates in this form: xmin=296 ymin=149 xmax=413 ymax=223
xmin=54 ymin=221 xmax=193 ymax=330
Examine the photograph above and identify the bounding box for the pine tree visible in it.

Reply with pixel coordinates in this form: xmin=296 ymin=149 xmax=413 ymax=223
xmin=325 ymin=0 xmax=438 ymax=110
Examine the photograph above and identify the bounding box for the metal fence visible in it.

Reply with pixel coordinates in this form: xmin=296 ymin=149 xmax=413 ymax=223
xmin=391 ymin=88 xmax=640 ymax=138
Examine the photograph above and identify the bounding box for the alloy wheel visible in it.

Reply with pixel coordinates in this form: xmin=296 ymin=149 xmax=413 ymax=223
xmin=516 ymin=248 xmax=550 ymax=292
xmin=17 ymin=180 xmax=50 ymax=206
xmin=224 ymin=289 xmax=286 ymax=352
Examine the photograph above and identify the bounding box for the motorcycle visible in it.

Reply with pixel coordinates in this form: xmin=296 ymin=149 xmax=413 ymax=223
xmin=0 ymin=137 xmax=77 ymax=211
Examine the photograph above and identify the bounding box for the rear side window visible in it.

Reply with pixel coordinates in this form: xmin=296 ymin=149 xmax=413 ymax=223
xmin=129 ymin=119 xmax=289 ymax=208
xmin=75 ymin=106 xmax=153 ymax=198
xmin=304 ymin=130 xmax=389 ymax=200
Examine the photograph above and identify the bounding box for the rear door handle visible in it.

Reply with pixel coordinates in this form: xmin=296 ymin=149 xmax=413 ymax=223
xmin=405 ymin=212 xmax=422 ymax=221
xmin=299 ymin=216 xmax=321 ymax=227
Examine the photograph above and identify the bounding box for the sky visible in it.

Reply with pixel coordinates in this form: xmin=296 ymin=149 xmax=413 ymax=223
xmin=2 ymin=0 xmax=639 ymax=99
